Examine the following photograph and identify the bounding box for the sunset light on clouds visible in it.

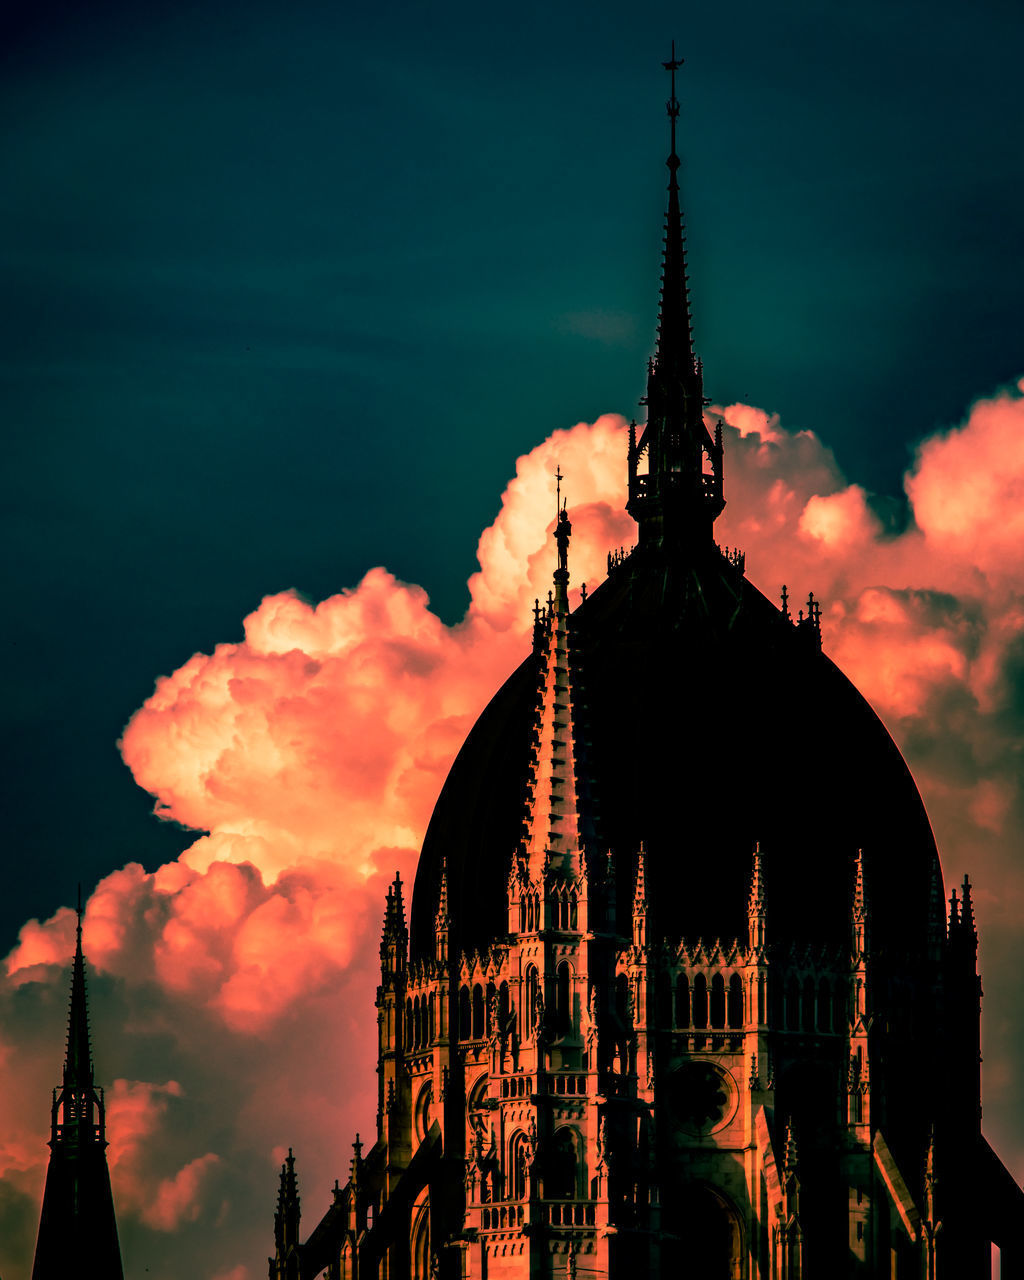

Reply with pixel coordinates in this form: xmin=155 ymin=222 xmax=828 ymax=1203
xmin=5 ymin=0 xmax=1024 ymax=1274
xmin=4 ymin=380 xmax=1024 ymax=1274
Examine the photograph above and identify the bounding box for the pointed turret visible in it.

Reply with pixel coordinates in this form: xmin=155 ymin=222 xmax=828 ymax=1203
xmin=523 ymin=474 xmax=585 ymax=881
xmin=851 ymin=848 xmax=868 ymax=959
xmin=627 ymin=44 xmax=724 ymax=553
xmin=32 ymin=901 xmax=123 ymax=1280
xmin=434 ymin=858 xmax=450 ymax=963
xmin=271 ymin=1148 xmax=302 ymax=1280
xmin=632 ymin=843 xmax=649 ymax=948
xmin=747 ymin=841 xmax=766 ymax=955
xmin=380 ymin=872 xmax=408 ymax=976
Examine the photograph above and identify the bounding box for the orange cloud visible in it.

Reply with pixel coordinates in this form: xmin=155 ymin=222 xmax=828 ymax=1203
xmin=4 ymin=380 xmax=1024 ymax=1276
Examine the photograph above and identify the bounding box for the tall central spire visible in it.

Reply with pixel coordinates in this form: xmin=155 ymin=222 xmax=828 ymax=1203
xmin=65 ymin=901 xmax=94 ymax=1098
xmin=627 ymin=45 xmax=725 ymax=553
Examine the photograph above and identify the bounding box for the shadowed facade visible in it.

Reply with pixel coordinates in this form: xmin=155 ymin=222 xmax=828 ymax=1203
xmin=271 ymin=52 xmax=1024 ymax=1280
xmin=32 ymin=906 xmax=124 ymax=1280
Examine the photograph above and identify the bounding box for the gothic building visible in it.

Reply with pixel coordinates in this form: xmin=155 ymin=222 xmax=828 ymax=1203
xmin=32 ymin=905 xmax=124 ymax=1279
xmin=271 ymin=56 xmax=1024 ymax=1279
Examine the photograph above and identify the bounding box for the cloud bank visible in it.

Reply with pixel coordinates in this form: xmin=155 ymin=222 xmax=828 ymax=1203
xmin=3 ymin=384 xmax=1024 ymax=1277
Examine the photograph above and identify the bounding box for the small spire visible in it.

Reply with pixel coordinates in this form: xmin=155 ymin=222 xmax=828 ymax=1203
xmin=380 ymin=873 xmax=408 ymax=970
xmin=780 ymin=584 xmax=790 ymax=622
xmin=275 ymin=1148 xmax=301 ymax=1256
xmin=960 ymin=874 xmax=977 ymax=939
xmin=747 ymin=842 xmax=766 ymax=953
xmin=33 ymin=896 xmax=123 ymax=1278
xmin=948 ymin=887 xmax=960 ymax=931
xmin=852 ymin=849 xmax=866 ymax=921
xmin=434 ymin=860 xmax=450 ymax=963
xmin=523 ymin=489 xmax=585 ymax=878
xmin=748 ymin=842 xmax=765 ymax=913
xmin=435 ymin=860 xmax=450 ymax=931
xmin=632 ymin=843 xmax=649 ymax=948
xmin=851 ymin=849 xmax=868 ymax=959
xmin=782 ymin=1121 xmax=799 ymax=1178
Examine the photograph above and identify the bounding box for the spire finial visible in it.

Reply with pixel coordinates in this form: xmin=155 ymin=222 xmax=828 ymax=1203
xmin=553 ymin=472 xmax=572 ymax=590
xmin=662 ymin=40 xmax=683 ymax=166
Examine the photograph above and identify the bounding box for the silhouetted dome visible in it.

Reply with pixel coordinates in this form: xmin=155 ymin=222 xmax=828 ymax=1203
xmin=411 ymin=541 xmax=940 ymax=961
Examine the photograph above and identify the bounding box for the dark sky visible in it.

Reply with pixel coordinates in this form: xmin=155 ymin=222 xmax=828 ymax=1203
xmin=2 ymin=0 xmax=1023 ymax=952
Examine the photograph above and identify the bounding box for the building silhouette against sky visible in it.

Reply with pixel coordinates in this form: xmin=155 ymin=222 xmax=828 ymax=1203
xmin=270 ymin=53 xmax=1024 ymax=1279
xmin=32 ymin=903 xmax=123 ymax=1279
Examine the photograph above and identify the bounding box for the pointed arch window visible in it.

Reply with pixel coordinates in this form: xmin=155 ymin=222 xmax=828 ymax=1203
xmin=546 ymin=1127 xmax=578 ymax=1200
xmin=525 ymin=967 xmax=539 ymax=1035
xmin=556 ymin=962 xmax=572 ymax=1035
xmin=728 ymin=973 xmax=743 ymax=1029
xmin=692 ymin=974 xmax=708 ymax=1029
xmin=676 ymin=973 xmax=690 ymax=1028
xmin=472 ymin=984 xmax=485 ymax=1039
xmin=710 ymin=973 xmax=726 ymax=1028
xmin=510 ymin=1131 xmax=529 ymax=1200
xmin=459 ymin=986 xmax=471 ymax=1041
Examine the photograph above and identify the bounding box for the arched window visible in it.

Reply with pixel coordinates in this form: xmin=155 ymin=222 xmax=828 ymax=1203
xmin=459 ymin=986 xmax=471 ymax=1041
xmin=817 ymin=978 xmax=831 ymax=1033
xmin=499 ymin=982 xmax=510 ymax=1035
xmin=676 ymin=974 xmax=690 ymax=1028
xmin=786 ymin=977 xmax=800 ymax=1032
xmin=547 ymin=1127 xmax=578 ymax=1199
xmin=486 ymin=981 xmax=496 ymax=1036
xmin=758 ymin=973 xmax=766 ymax=1024
xmin=519 ymin=898 xmax=527 ymax=933
xmin=412 ymin=1202 xmax=430 ymax=1280
xmin=416 ymin=995 xmax=424 ymax=1049
xmin=802 ymin=978 xmax=816 ymax=1032
xmin=525 ymin=967 xmax=539 ymax=1034
xmin=668 ymin=1185 xmax=744 ymax=1280
xmin=568 ymin=889 xmax=578 ymax=930
xmin=472 ymin=984 xmax=485 ymax=1039
xmin=510 ymin=1131 xmax=529 ymax=1200
xmin=710 ymin=973 xmax=726 ymax=1028
xmin=728 ymin=973 xmax=744 ymax=1029
xmin=429 ymin=992 xmax=436 ymax=1042
xmin=692 ymin=974 xmax=708 ymax=1029
xmin=556 ymin=962 xmax=572 ymax=1035
xmin=406 ymin=997 xmax=414 ymax=1047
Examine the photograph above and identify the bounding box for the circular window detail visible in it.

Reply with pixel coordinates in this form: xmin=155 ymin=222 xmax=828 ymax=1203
xmin=667 ymin=1062 xmax=737 ymax=1136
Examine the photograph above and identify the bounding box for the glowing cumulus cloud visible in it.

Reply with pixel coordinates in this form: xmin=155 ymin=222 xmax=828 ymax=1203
xmin=3 ymin=386 xmax=1024 ymax=1277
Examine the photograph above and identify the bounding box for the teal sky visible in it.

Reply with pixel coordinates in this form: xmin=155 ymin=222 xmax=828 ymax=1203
xmin=2 ymin=0 xmax=1023 ymax=945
